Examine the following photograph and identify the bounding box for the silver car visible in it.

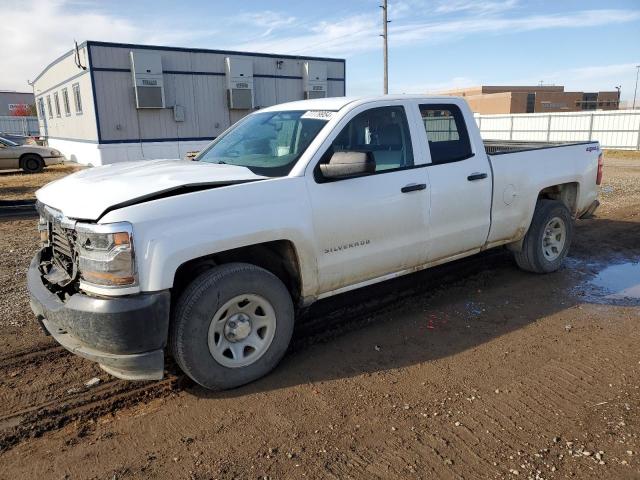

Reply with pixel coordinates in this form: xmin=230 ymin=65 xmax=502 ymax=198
xmin=0 ymin=136 xmax=65 ymax=173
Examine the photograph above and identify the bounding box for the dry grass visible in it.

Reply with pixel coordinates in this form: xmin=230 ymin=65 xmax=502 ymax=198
xmin=0 ymin=164 xmax=85 ymax=201
xmin=603 ymin=149 xmax=640 ymax=160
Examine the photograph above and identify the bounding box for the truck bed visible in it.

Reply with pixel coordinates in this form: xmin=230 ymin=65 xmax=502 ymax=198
xmin=484 ymin=140 xmax=595 ymax=155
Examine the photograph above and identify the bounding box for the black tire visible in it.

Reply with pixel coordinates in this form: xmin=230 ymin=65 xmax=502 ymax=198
xmin=514 ymin=199 xmax=573 ymax=273
xmin=21 ymin=154 xmax=44 ymax=173
xmin=170 ymin=263 xmax=294 ymax=390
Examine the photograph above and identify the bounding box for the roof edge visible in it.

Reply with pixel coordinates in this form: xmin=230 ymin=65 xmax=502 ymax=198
xmin=32 ymin=41 xmax=88 ymax=84
xmin=85 ymin=40 xmax=346 ymax=63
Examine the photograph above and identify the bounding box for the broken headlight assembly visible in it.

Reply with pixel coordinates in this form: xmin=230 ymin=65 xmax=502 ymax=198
xmin=75 ymin=222 xmax=138 ymax=294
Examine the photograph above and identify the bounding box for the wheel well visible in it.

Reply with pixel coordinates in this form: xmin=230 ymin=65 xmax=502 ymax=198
xmin=172 ymin=240 xmax=302 ymax=305
xmin=19 ymin=153 xmax=42 ymax=168
xmin=538 ymin=182 xmax=578 ymax=216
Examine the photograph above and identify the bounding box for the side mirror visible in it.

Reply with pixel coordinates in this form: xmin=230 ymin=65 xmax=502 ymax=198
xmin=320 ymin=151 xmax=376 ymax=179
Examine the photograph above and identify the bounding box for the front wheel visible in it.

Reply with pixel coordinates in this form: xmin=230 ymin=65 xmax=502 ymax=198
xmin=514 ymin=199 xmax=573 ymax=273
xmin=21 ymin=154 xmax=44 ymax=173
xmin=170 ymin=263 xmax=294 ymax=390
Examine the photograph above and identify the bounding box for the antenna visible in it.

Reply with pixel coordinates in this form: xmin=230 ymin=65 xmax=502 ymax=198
xmin=74 ymin=40 xmax=87 ymax=70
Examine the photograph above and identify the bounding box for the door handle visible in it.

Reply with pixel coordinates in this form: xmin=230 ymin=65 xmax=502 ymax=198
xmin=467 ymin=172 xmax=488 ymax=181
xmin=401 ymin=183 xmax=427 ymax=193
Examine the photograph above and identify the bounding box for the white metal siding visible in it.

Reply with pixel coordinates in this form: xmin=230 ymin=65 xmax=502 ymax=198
xmin=90 ymin=44 xmax=345 ymax=144
xmin=476 ymin=110 xmax=640 ymax=150
xmin=32 ymin=44 xmax=99 ymax=141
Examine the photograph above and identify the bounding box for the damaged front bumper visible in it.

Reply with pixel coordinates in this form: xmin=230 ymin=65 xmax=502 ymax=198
xmin=27 ymin=249 xmax=170 ymax=380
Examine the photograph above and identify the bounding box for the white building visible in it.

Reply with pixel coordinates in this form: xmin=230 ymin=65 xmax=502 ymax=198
xmin=32 ymin=41 xmax=346 ymax=165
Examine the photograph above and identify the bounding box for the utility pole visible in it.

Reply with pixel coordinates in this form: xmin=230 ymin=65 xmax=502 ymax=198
xmin=615 ymin=85 xmax=621 ymax=109
xmin=633 ymin=65 xmax=640 ymax=110
xmin=380 ymin=0 xmax=390 ymax=94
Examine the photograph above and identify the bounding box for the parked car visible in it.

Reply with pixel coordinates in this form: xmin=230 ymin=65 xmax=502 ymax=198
xmin=28 ymin=95 xmax=602 ymax=390
xmin=0 ymin=136 xmax=64 ymax=173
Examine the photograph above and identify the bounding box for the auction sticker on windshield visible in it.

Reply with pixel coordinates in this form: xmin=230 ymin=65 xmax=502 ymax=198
xmin=301 ymin=110 xmax=335 ymax=120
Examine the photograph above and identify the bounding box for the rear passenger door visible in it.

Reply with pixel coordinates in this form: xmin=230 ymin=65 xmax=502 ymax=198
xmin=418 ymin=103 xmax=492 ymax=261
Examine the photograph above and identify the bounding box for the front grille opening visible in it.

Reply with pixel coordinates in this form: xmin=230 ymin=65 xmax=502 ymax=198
xmin=40 ymin=220 xmax=79 ymax=298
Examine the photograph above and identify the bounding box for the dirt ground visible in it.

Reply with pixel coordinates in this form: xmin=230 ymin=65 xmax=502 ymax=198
xmin=0 ymin=164 xmax=85 ymax=201
xmin=0 ymin=154 xmax=638 ymax=479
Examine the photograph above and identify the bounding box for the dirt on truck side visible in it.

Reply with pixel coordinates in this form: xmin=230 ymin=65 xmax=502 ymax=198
xmin=0 ymin=154 xmax=638 ymax=479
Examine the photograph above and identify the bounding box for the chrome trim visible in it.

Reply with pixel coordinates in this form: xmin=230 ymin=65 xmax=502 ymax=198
xmin=37 ymin=201 xmax=77 ymax=229
xmin=75 ymin=221 xmax=133 ymax=235
xmin=79 ymin=280 xmax=141 ymax=297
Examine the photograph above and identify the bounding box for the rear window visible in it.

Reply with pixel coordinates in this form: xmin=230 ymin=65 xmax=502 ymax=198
xmin=420 ymin=104 xmax=473 ymax=164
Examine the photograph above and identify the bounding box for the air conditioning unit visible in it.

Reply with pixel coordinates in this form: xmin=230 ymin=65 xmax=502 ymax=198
xmin=303 ymin=61 xmax=327 ymax=99
xmin=130 ymin=51 xmax=165 ymax=109
xmin=225 ymin=57 xmax=254 ymax=110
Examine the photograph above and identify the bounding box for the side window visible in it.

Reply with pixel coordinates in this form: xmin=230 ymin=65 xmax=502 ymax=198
xmin=46 ymin=95 xmax=53 ymax=119
xmin=72 ymin=83 xmax=82 ymax=114
xmin=53 ymin=92 xmax=61 ymax=118
xmin=420 ymin=104 xmax=472 ymax=164
xmin=324 ymin=106 xmax=414 ymax=173
xmin=62 ymin=88 xmax=71 ymax=116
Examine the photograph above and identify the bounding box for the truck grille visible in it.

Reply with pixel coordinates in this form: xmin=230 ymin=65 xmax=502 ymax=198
xmin=51 ymin=221 xmax=75 ymax=271
xmin=37 ymin=202 xmax=77 ymax=283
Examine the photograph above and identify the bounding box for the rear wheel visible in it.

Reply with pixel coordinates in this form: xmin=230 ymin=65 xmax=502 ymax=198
xmin=20 ymin=154 xmax=44 ymax=173
xmin=170 ymin=263 xmax=294 ymax=390
xmin=514 ymin=199 xmax=573 ymax=273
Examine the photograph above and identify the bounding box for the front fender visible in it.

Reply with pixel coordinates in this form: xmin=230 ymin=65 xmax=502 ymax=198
xmin=100 ymin=177 xmax=319 ymax=297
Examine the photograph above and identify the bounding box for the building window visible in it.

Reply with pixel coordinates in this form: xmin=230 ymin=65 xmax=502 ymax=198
xmin=62 ymin=88 xmax=71 ymax=116
xmin=581 ymin=93 xmax=598 ymax=110
xmin=420 ymin=104 xmax=472 ymax=164
xmin=46 ymin=95 xmax=53 ymax=119
xmin=526 ymin=93 xmax=536 ymax=113
xmin=38 ymin=98 xmax=46 ymax=119
xmin=72 ymin=83 xmax=82 ymax=114
xmin=53 ymin=92 xmax=61 ymax=117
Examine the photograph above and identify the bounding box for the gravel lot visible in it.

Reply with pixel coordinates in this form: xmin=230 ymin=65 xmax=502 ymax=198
xmin=0 ymin=152 xmax=638 ymax=479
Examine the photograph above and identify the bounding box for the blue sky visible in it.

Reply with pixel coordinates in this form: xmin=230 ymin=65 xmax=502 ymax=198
xmin=3 ymin=0 xmax=640 ymax=104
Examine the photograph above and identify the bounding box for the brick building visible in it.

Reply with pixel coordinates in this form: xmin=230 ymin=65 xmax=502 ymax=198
xmin=438 ymin=85 xmax=619 ymax=114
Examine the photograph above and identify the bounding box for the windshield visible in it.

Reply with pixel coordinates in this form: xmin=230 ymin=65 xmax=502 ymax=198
xmin=0 ymin=137 xmax=18 ymax=147
xmin=196 ymin=110 xmax=332 ymax=177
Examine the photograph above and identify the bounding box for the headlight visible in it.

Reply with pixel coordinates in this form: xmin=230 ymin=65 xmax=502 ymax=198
xmin=76 ymin=222 xmax=136 ymax=288
xmin=50 ymin=149 xmax=61 ymax=156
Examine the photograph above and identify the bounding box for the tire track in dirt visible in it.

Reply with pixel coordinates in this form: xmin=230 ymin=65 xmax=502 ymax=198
xmin=0 ymin=343 xmax=67 ymax=369
xmin=316 ymin=352 xmax=637 ymax=479
xmin=0 ymin=375 xmax=181 ymax=453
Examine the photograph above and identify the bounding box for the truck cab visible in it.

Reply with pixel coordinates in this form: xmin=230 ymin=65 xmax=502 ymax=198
xmin=28 ymin=95 xmax=601 ymax=390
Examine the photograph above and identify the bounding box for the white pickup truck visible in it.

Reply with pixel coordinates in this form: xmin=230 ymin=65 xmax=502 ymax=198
xmin=28 ymin=95 xmax=602 ymax=390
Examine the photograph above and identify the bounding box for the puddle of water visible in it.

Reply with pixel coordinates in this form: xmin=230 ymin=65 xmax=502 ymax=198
xmin=591 ymin=262 xmax=640 ymax=300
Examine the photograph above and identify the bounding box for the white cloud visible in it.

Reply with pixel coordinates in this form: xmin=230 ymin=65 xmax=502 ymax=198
xmin=389 ymin=9 xmax=640 ymax=46
xmin=434 ymin=0 xmax=519 ymax=16
xmin=232 ymin=8 xmax=640 ymax=58
xmin=0 ymin=0 xmax=208 ymax=91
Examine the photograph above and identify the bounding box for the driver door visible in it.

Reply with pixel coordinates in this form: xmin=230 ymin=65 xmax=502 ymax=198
xmin=305 ymin=102 xmax=430 ymax=295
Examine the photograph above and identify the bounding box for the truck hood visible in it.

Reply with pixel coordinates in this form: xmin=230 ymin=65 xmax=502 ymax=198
xmin=36 ymin=159 xmax=267 ymax=220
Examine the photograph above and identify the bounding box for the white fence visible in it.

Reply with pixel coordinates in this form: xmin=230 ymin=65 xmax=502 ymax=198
xmin=0 ymin=116 xmax=39 ymax=136
xmin=475 ymin=109 xmax=640 ymax=150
